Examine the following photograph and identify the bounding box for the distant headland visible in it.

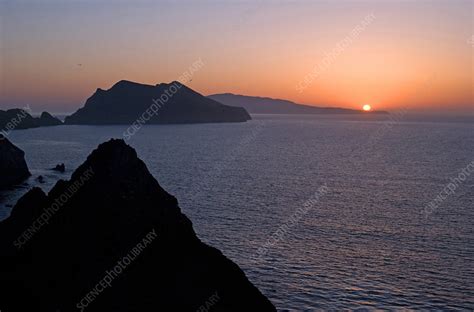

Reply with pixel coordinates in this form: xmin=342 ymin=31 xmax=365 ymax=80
xmin=208 ymin=93 xmax=389 ymax=115
xmin=0 ymin=109 xmax=62 ymax=134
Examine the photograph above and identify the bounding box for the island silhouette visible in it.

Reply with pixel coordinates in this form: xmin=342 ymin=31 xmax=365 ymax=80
xmin=65 ymin=80 xmax=251 ymax=125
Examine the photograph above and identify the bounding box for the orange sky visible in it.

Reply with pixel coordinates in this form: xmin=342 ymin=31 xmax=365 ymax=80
xmin=0 ymin=1 xmax=472 ymax=114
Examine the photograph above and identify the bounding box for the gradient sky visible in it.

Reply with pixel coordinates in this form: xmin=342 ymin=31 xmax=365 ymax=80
xmin=0 ymin=0 xmax=472 ymax=113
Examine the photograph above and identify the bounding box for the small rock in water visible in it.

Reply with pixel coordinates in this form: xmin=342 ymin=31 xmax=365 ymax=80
xmin=52 ymin=163 xmax=65 ymax=172
xmin=36 ymin=175 xmax=45 ymax=183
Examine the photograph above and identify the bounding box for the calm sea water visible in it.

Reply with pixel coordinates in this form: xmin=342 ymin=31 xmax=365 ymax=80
xmin=1 ymin=114 xmax=473 ymax=310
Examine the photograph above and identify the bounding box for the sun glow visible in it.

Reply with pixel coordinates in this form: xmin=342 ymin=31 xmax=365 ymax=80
xmin=362 ymin=104 xmax=372 ymax=112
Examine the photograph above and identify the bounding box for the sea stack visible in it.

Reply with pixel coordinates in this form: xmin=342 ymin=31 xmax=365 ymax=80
xmin=38 ymin=112 xmax=63 ymax=126
xmin=65 ymin=80 xmax=251 ymax=125
xmin=0 ymin=139 xmax=275 ymax=311
xmin=0 ymin=135 xmax=30 ymax=189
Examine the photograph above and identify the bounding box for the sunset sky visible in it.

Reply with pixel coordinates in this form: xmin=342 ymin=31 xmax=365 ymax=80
xmin=0 ymin=0 xmax=472 ymax=114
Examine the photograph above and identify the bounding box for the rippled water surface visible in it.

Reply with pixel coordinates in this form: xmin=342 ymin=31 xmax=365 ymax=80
xmin=1 ymin=114 xmax=473 ymax=310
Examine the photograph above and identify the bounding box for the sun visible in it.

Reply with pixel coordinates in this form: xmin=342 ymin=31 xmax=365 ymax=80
xmin=362 ymin=104 xmax=372 ymax=111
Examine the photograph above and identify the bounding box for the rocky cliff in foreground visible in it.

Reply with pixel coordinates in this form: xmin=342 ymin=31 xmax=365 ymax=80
xmin=0 ymin=139 xmax=274 ymax=311
xmin=0 ymin=135 xmax=30 ymax=189
xmin=65 ymin=80 xmax=251 ymax=125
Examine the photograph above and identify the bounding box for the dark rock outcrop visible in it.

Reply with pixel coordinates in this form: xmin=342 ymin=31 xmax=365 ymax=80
xmin=0 ymin=109 xmax=62 ymax=132
xmin=39 ymin=112 xmax=63 ymax=126
xmin=65 ymin=80 xmax=251 ymax=125
xmin=209 ymin=93 xmax=389 ymax=114
xmin=0 ymin=135 xmax=30 ymax=189
xmin=51 ymin=163 xmax=65 ymax=172
xmin=0 ymin=139 xmax=274 ymax=311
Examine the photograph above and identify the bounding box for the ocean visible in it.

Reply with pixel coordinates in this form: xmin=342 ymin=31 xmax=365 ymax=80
xmin=1 ymin=114 xmax=473 ymax=310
